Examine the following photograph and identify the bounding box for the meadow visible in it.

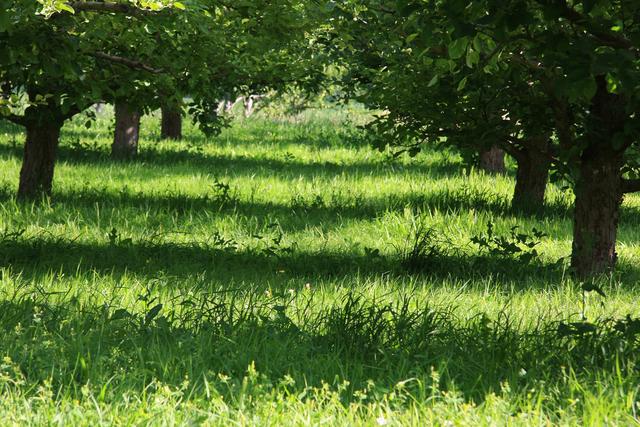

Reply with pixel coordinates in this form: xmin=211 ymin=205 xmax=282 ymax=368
xmin=0 ymin=107 xmax=639 ymax=425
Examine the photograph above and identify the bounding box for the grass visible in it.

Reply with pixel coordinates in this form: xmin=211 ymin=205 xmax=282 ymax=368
xmin=0 ymin=106 xmax=639 ymax=425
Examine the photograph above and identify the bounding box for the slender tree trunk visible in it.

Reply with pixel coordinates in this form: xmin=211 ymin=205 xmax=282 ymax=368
xmin=478 ymin=145 xmax=506 ymax=174
xmin=243 ymin=96 xmax=254 ymax=117
xmin=18 ymin=120 xmax=63 ymax=199
xmin=160 ymin=106 xmax=182 ymax=140
xmin=570 ymin=76 xmax=627 ymax=277
xmin=511 ymin=138 xmax=551 ymax=213
xmin=112 ymin=102 xmax=140 ymax=159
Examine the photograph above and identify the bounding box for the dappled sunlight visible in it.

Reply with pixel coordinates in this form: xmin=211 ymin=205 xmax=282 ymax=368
xmin=0 ymin=111 xmax=639 ymax=423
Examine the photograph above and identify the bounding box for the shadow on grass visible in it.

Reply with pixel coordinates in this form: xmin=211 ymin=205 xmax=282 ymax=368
xmin=0 ymin=182 xmax=577 ymax=237
xmin=0 ymin=233 xmax=574 ymax=288
xmin=0 ymin=288 xmax=637 ymax=408
xmin=0 ymin=124 xmax=463 ymax=180
xmin=0 ymin=119 xmax=579 ymax=222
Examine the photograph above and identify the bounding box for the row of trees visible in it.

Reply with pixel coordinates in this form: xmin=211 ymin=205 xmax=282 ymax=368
xmin=1 ymin=0 xmax=322 ymax=195
xmin=325 ymin=0 xmax=640 ymax=278
xmin=1 ymin=1 xmax=639 ymax=278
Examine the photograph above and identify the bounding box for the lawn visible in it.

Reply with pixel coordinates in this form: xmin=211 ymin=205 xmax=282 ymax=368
xmin=0 ymin=107 xmax=639 ymax=425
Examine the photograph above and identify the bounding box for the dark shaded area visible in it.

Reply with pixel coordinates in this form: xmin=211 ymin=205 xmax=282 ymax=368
xmin=0 ymin=136 xmax=462 ymax=182
xmin=0 ymin=233 xmax=600 ymax=288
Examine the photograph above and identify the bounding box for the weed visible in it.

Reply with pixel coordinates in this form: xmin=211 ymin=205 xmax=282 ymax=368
xmin=399 ymin=220 xmax=447 ymax=272
xmin=471 ymin=221 xmax=547 ymax=264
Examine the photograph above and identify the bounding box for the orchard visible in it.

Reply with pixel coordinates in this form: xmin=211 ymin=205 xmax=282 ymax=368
xmin=1 ymin=1 xmax=640 ymax=424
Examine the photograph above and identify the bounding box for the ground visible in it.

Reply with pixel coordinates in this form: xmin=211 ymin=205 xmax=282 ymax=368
xmin=0 ymin=107 xmax=638 ymax=425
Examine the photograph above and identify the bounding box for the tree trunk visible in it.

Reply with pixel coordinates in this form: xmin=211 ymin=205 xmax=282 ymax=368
xmin=160 ymin=106 xmax=182 ymax=140
xmin=112 ymin=102 xmax=141 ymax=159
xmin=571 ymin=152 xmax=622 ymax=277
xmin=570 ymin=76 xmax=627 ymax=277
xmin=478 ymin=145 xmax=506 ymax=174
xmin=511 ymin=138 xmax=551 ymax=213
xmin=18 ymin=120 xmax=63 ymax=199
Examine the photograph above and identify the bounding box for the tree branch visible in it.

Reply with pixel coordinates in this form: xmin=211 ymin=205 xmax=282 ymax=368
xmin=3 ymin=114 xmax=26 ymax=126
xmin=91 ymin=52 xmax=163 ymax=74
xmin=622 ymin=179 xmax=640 ymax=193
xmin=501 ymin=139 xmax=526 ymax=162
xmin=538 ymin=0 xmax=637 ymax=52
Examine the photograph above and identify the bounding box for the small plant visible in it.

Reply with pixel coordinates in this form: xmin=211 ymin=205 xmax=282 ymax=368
xmin=363 ymin=246 xmax=381 ymax=258
xmin=107 ymin=227 xmax=132 ymax=246
xmin=212 ymin=178 xmax=237 ymax=205
xmin=253 ymin=224 xmax=295 ymax=258
xmin=471 ymin=221 xmax=546 ymax=264
xmin=400 ymin=221 xmax=443 ymax=272
xmin=107 ymin=227 xmax=119 ymax=246
xmin=290 ymin=193 xmax=325 ymax=211
xmin=282 ymin=151 xmax=296 ymax=162
xmin=208 ymin=231 xmax=238 ymax=252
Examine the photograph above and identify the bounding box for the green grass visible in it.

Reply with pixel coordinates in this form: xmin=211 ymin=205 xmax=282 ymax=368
xmin=0 ymin=107 xmax=639 ymax=425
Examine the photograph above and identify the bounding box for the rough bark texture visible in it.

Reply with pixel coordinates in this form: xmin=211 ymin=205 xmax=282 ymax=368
xmin=112 ymin=102 xmax=141 ymax=159
xmin=160 ymin=106 xmax=182 ymax=140
xmin=511 ymin=137 xmax=551 ymax=213
xmin=571 ymin=151 xmax=622 ymax=277
xmin=478 ymin=145 xmax=506 ymax=174
xmin=571 ymin=76 xmax=627 ymax=277
xmin=18 ymin=120 xmax=63 ymax=199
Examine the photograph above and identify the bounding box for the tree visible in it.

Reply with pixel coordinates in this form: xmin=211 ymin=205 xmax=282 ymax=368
xmin=330 ymin=0 xmax=640 ymax=277
xmin=0 ymin=1 xmax=180 ymax=197
xmin=113 ymin=101 xmax=142 ymax=158
xmin=327 ymin=2 xmax=555 ymax=213
xmin=161 ymin=105 xmax=182 ymax=140
xmin=1 ymin=0 xmax=324 ymax=194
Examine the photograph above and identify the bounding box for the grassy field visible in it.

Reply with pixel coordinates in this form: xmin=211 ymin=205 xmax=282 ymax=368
xmin=0 ymin=107 xmax=639 ymax=425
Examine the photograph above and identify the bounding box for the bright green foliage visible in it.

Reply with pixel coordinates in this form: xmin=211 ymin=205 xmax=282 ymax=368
xmin=0 ymin=1 xmax=322 ymax=132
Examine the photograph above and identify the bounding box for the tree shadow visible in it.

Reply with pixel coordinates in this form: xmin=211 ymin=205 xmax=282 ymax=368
xmin=1 ymin=119 xmax=579 ymax=222
xmin=0 ymin=234 xmax=576 ymax=289
xmin=0 ymin=179 xmax=578 ymax=239
xmin=0 ymin=290 xmax=634 ymax=410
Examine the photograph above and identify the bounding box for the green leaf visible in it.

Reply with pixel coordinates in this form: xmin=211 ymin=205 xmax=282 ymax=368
xmin=448 ymin=37 xmax=468 ymax=60
xmin=58 ymin=2 xmax=75 ymax=13
xmin=110 ymin=309 xmax=132 ymax=321
xmin=466 ymin=49 xmax=480 ymax=68
xmin=405 ymin=33 xmax=418 ymax=44
xmin=457 ymin=76 xmax=468 ymax=91
xmin=144 ymin=303 xmax=163 ymax=325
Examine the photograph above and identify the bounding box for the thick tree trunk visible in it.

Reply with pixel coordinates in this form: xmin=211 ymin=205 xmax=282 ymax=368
xmin=571 ymin=152 xmax=622 ymax=277
xmin=160 ymin=106 xmax=182 ymax=140
xmin=478 ymin=145 xmax=506 ymax=174
xmin=112 ymin=102 xmax=141 ymax=159
xmin=570 ymin=76 xmax=627 ymax=277
xmin=18 ymin=120 xmax=63 ymax=199
xmin=511 ymin=138 xmax=551 ymax=213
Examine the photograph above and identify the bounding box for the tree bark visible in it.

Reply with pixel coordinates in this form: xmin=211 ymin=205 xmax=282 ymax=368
xmin=112 ymin=102 xmax=141 ymax=159
xmin=478 ymin=145 xmax=506 ymax=174
xmin=570 ymin=76 xmax=627 ymax=277
xmin=571 ymin=151 xmax=622 ymax=277
xmin=18 ymin=120 xmax=63 ymax=199
xmin=160 ymin=106 xmax=182 ymax=140
xmin=511 ymin=137 xmax=551 ymax=213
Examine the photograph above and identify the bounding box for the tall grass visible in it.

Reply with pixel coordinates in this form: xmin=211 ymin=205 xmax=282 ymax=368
xmin=0 ymin=107 xmax=638 ymax=424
